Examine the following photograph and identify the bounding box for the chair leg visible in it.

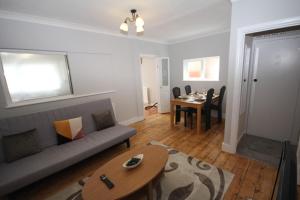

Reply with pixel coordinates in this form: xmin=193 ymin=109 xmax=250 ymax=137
xmin=217 ymin=107 xmax=222 ymax=123
xmin=205 ymin=114 xmax=209 ymax=130
xmin=184 ymin=112 xmax=187 ymax=127
xmin=204 ymin=111 xmax=207 ymax=130
xmin=208 ymin=112 xmax=211 ymax=129
xmin=175 ymin=110 xmax=181 ymax=123
xmin=205 ymin=110 xmax=211 ymax=130
xmin=190 ymin=113 xmax=193 ymax=129
xmin=187 ymin=112 xmax=193 ymax=129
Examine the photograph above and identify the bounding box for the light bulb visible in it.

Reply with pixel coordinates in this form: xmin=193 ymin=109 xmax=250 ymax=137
xmin=136 ymin=26 xmax=144 ymax=33
xmin=120 ymin=22 xmax=128 ymax=32
xmin=135 ymin=16 xmax=144 ymax=27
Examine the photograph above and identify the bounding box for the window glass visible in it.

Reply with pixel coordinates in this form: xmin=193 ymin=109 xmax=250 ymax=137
xmin=0 ymin=52 xmax=73 ymax=103
xmin=183 ymin=56 xmax=220 ymax=81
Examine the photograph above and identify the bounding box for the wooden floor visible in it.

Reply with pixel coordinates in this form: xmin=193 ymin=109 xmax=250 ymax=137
xmin=8 ymin=113 xmax=278 ymax=200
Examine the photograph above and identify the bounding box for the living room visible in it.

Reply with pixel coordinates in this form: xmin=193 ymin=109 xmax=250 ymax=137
xmin=0 ymin=0 xmax=300 ymax=199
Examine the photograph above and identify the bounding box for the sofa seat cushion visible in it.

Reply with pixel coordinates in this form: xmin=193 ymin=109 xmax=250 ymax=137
xmin=88 ymin=124 xmax=136 ymax=147
xmin=0 ymin=124 xmax=136 ymax=195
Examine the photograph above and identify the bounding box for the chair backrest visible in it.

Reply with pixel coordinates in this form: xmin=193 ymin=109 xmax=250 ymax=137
xmin=172 ymin=87 xmax=181 ymax=98
xmin=204 ymin=88 xmax=214 ymax=110
xmin=185 ymin=85 xmax=192 ymax=95
xmin=218 ymin=86 xmax=226 ymax=106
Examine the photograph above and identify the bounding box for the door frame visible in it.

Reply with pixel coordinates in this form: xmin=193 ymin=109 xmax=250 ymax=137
xmin=223 ymin=16 xmax=300 ymax=153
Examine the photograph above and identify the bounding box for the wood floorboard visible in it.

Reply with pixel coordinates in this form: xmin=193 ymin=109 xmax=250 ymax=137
xmin=7 ymin=113 xmax=279 ymax=200
xmin=237 ymin=160 xmax=264 ymax=200
xmin=223 ymin=156 xmax=251 ymax=200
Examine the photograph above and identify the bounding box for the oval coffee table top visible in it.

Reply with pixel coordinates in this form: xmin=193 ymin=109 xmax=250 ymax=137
xmin=82 ymin=145 xmax=168 ymax=200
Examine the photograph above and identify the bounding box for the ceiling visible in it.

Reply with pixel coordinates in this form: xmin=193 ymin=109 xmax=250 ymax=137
xmin=0 ymin=0 xmax=231 ymax=43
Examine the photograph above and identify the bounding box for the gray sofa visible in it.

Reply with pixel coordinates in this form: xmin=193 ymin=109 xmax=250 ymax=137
xmin=0 ymin=99 xmax=136 ymax=195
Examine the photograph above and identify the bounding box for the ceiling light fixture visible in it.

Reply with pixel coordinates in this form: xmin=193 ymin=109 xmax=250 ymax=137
xmin=120 ymin=9 xmax=144 ymax=34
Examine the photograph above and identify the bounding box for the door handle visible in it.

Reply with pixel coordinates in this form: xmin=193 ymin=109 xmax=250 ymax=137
xmin=253 ymin=78 xmax=258 ymax=82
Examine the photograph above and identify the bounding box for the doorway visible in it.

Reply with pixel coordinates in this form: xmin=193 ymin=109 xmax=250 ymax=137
xmin=237 ymin=28 xmax=300 ymax=166
xmin=140 ymin=55 xmax=170 ymax=118
xmin=140 ymin=56 xmax=159 ymax=117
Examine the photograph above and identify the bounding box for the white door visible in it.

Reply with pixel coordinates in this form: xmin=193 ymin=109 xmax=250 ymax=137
xmin=157 ymin=57 xmax=170 ymax=113
xmin=247 ymin=34 xmax=300 ymax=141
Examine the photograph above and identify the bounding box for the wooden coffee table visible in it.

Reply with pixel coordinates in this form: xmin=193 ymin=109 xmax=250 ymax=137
xmin=82 ymin=145 xmax=168 ymax=200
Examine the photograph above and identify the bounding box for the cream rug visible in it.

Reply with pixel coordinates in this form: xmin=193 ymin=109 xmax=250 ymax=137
xmin=47 ymin=141 xmax=234 ymax=200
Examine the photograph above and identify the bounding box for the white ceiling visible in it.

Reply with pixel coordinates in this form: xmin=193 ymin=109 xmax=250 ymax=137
xmin=0 ymin=0 xmax=231 ymax=43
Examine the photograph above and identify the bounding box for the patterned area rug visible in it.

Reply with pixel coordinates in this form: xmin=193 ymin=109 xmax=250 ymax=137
xmin=47 ymin=141 xmax=234 ymax=200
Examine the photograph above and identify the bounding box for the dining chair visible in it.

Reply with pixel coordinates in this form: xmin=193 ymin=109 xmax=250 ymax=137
xmin=185 ymin=85 xmax=192 ymax=95
xmin=172 ymin=87 xmax=192 ymax=127
xmin=210 ymin=86 xmax=226 ymax=123
xmin=202 ymin=88 xmax=214 ymax=130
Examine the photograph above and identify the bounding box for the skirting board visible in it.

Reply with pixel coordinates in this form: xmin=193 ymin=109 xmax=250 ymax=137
xmin=222 ymin=142 xmax=236 ymax=154
xmin=119 ymin=113 xmax=225 ymax=126
xmin=119 ymin=116 xmax=144 ymax=126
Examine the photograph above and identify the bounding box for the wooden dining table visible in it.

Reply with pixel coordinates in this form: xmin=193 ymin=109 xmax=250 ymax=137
xmin=170 ymin=95 xmax=219 ymax=134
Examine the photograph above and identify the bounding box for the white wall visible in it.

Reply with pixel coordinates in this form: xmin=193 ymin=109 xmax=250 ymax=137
xmin=0 ymin=18 xmax=168 ymax=123
xmin=224 ymin=0 xmax=300 ymax=153
xmin=141 ymin=57 xmax=158 ymax=105
xmin=168 ymin=32 xmax=230 ymax=113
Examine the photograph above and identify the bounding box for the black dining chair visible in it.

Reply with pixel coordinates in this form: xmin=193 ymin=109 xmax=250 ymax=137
xmin=185 ymin=85 xmax=192 ymax=95
xmin=211 ymin=86 xmax=226 ymax=123
xmin=172 ymin=87 xmax=192 ymax=127
xmin=202 ymin=88 xmax=214 ymax=130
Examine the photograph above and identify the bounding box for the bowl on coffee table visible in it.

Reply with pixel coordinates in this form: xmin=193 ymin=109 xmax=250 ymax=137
xmin=122 ymin=154 xmax=144 ymax=169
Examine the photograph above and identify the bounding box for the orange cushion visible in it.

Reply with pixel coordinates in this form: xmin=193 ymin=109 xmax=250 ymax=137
xmin=53 ymin=117 xmax=84 ymax=144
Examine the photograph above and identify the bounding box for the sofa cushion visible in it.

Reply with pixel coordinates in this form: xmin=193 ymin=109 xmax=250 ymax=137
xmin=2 ymin=129 xmax=42 ymax=163
xmin=0 ymin=124 xmax=136 ymax=195
xmin=53 ymin=117 xmax=85 ymax=144
xmin=88 ymin=124 xmax=136 ymax=146
xmin=92 ymin=111 xmax=115 ymax=131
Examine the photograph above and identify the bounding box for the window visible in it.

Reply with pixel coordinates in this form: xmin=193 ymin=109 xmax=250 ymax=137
xmin=0 ymin=51 xmax=73 ymax=105
xmin=183 ymin=56 xmax=220 ymax=81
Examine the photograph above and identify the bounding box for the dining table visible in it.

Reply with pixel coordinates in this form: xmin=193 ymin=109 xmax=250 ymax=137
xmin=170 ymin=94 xmax=219 ymax=134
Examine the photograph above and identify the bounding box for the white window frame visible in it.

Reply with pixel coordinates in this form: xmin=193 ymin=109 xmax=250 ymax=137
xmin=0 ymin=49 xmax=76 ymax=108
xmin=183 ymin=56 xmax=220 ymax=82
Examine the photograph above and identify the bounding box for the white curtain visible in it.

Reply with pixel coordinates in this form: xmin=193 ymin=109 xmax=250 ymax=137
xmin=1 ymin=52 xmax=72 ymax=103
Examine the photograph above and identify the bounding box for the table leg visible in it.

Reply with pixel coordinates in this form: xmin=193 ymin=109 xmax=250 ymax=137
xmin=147 ymin=181 xmax=153 ymax=200
xmin=196 ymin=106 xmax=201 ymax=134
xmin=170 ymin=103 xmax=174 ymax=128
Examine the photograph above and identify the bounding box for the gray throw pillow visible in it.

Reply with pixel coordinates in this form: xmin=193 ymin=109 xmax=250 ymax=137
xmin=2 ymin=129 xmax=42 ymax=163
xmin=92 ymin=111 xmax=115 ymax=131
